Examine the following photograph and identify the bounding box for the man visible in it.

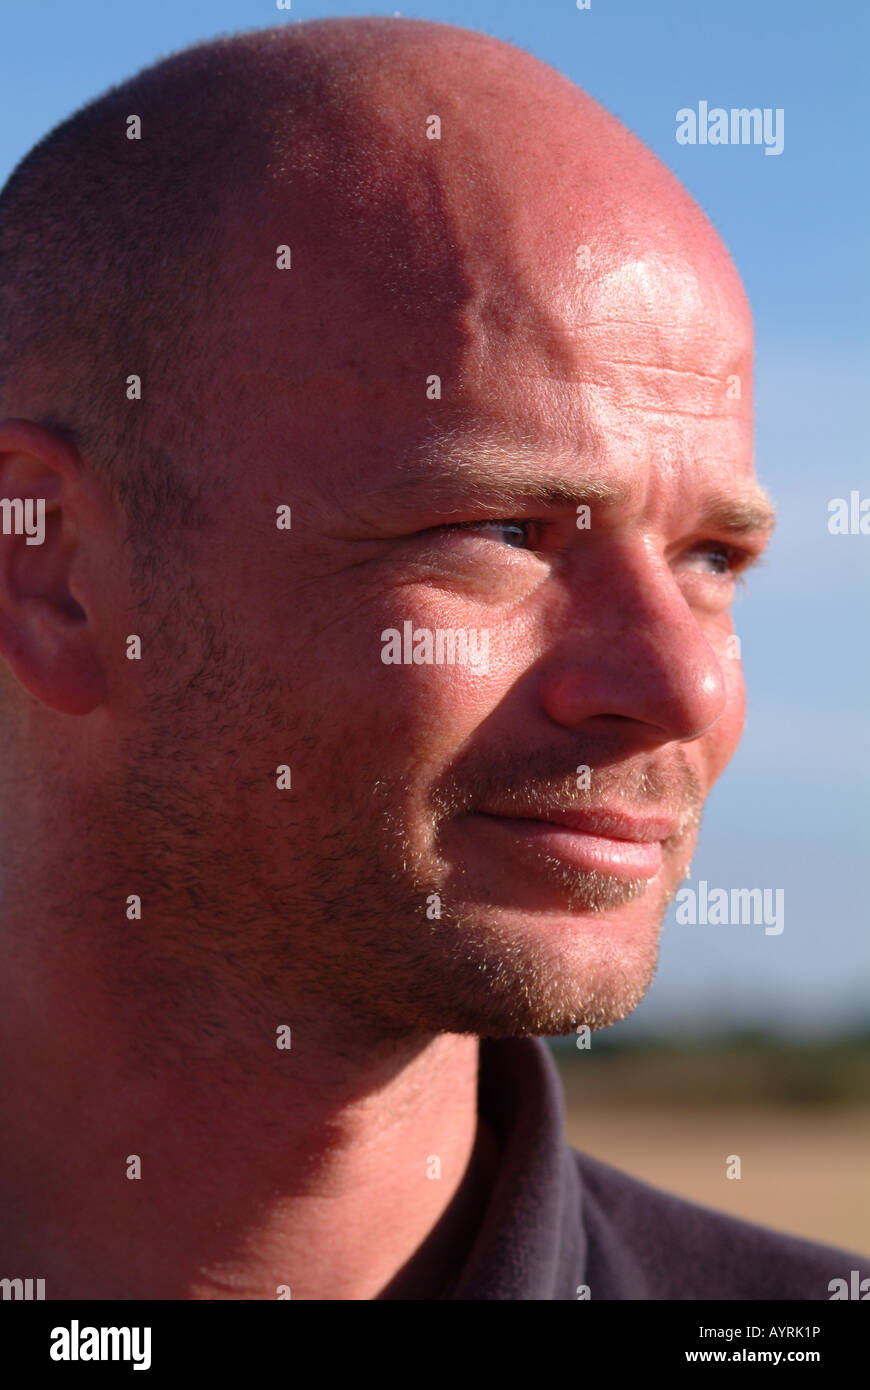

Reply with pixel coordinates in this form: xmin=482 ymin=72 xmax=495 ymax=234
xmin=0 ymin=17 xmax=864 ymax=1300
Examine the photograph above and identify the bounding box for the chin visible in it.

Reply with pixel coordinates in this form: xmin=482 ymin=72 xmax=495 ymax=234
xmin=401 ymin=897 xmax=664 ymax=1039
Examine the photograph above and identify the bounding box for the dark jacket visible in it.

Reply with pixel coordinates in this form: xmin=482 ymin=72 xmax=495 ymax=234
xmin=446 ymin=1035 xmax=869 ymax=1300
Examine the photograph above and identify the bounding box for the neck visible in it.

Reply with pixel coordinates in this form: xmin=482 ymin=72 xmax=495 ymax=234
xmin=0 ymin=904 xmax=491 ymax=1300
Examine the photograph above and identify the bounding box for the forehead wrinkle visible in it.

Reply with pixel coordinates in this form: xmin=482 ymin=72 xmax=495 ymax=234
xmin=602 ymin=361 xmax=727 ymax=383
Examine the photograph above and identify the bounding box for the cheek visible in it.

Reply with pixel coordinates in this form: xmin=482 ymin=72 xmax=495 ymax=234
xmin=368 ymin=623 xmax=575 ymax=817
xmin=374 ymin=639 xmax=505 ymax=766
xmin=356 ymin=587 xmax=522 ymax=745
xmin=279 ymin=580 xmax=515 ymax=774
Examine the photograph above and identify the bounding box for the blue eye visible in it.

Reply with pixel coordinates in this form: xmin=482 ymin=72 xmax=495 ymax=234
xmin=442 ymin=520 xmax=535 ymax=548
xmin=685 ymin=544 xmax=747 ymax=577
xmin=701 ymin=547 xmax=732 ymax=575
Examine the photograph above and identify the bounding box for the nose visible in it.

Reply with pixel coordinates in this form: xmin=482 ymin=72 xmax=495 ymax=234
xmin=536 ymin=545 xmax=728 ymax=744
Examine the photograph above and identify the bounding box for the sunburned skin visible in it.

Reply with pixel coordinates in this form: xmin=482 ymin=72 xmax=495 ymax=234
xmin=0 ymin=18 xmax=773 ymax=1300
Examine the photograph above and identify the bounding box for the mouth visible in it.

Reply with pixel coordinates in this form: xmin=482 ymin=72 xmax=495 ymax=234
xmin=467 ymin=805 xmax=679 ymax=879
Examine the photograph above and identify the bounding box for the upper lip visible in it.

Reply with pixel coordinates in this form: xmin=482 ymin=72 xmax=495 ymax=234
xmin=475 ymin=805 xmax=680 ymax=843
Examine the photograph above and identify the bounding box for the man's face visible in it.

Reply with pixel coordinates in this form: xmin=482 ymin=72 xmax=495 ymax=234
xmin=130 ymin=140 xmax=768 ymax=1042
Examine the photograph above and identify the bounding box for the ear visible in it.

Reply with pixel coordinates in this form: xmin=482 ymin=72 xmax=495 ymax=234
xmin=0 ymin=418 xmax=109 ymax=714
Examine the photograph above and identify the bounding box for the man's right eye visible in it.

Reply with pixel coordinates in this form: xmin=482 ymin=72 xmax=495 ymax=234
xmin=434 ymin=519 xmax=543 ymax=550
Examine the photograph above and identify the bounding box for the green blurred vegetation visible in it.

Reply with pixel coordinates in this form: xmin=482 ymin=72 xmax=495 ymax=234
xmin=547 ymin=1031 xmax=870 ymax=1106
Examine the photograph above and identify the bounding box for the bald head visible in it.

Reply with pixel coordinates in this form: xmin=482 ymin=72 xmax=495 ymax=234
xmin=0 ymin=16 xmax=746 ymax=560
xmin=0 ymin=15 xmax=766 ymax=1052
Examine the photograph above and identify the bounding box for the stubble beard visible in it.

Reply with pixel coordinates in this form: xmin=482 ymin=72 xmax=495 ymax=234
xmin=110 ymin=581 xmax=701 ymax=1045
xmin=356 ymin=769 xmax=700 ymax=1040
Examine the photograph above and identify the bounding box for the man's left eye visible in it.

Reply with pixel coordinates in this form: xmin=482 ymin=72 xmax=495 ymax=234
xmin=682 ymin=544 xmax=748 ymax=577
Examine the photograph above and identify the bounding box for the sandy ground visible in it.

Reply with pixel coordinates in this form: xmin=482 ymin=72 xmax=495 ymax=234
xmin=562 ymin=1104 xmax=870 ymax=1255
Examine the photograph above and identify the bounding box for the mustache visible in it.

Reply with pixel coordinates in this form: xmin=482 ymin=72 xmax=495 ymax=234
xmin=430 ymin=746 xmax=704 ymax=842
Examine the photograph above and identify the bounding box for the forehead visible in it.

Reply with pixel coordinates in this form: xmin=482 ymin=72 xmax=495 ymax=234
xmin=446 ymin=247 xmax=752 ymax=453
xmin=215 ymin=90 xmax=755 ymax=512
xmin=220 ymin=271 xmax=755 ymax=540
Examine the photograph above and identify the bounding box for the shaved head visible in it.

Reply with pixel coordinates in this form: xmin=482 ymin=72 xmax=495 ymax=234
xmin=0 ymin=17 xmax=746 ymax=563
xmin=0 ymin=16 xmax=764 ymax=1045
xmin=0 ymin=16 xmax=786 ymax=1301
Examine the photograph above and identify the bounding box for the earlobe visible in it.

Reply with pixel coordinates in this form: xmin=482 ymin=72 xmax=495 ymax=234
xmin=0 ymin=420 xmax=109 ymax=715
xmin=0 ymin=604 xmax=107 ymax=714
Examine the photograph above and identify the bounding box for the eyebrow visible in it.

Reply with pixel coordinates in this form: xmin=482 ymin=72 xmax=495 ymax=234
xmin=362 ymin=445 xmax=776 ymax=536
xmin=364 ymin=442 xmax=631 ymax=515
xmin=369 ymin=467 xmax=628 ymax=514
xmin=695 ymin=491 xmax=776 ymax=536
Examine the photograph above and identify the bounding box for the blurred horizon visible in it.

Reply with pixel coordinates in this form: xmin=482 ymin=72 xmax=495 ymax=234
xmin=547 ymin=1033 xmax=870 ymax=1250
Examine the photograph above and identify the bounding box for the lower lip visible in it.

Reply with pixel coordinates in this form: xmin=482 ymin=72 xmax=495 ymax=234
xmin=472 ymin=814 xmax=664 ymax=879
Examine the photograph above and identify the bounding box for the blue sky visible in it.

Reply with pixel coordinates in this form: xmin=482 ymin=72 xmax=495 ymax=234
xmin=2 ymin=0 xmax=867 ymax=1035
